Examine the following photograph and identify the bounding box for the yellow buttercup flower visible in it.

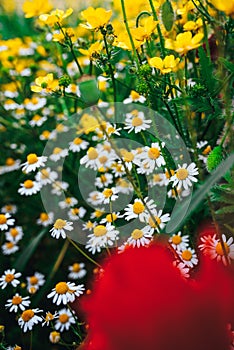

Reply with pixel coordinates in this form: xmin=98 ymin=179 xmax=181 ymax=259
xmin=80 ymin=7 xmax=112 ymax=30
xmin=31 ymin=73 xmax=59 ymax=93
xmin=39 ymin=8 xmax=73 ymax=26
xmin=22 ymin=0 xmax=53 ymax=18
xmin=149 ymin=55 xmax=180 ymax=74
xmin=183 ymin=18 xmax=203 ymax=31
xmin=210 ymin=0 xmax=234 ymax=17
xmin=114 ymin=31 xmax=143 ymax=50
xmin=131 ymin=16 xmax=158 ymax=42
xmin=79 ymin=42 xmax=103 ymax=59
xmin=165 ymin=31 xmax=204 ymax=55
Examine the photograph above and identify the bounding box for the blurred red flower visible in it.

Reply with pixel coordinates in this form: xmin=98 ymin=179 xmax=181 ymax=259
xmin=76 ymin=243 xmax=234 ymax=350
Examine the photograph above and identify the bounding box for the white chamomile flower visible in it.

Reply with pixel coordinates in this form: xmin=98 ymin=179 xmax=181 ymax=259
xmin=42 ymin=311 xmax=59 ymax=326
xmin=0 ymin=158 xmax=21 ymax=175
xmin=29 ymin=114 xmax=47 ymax=127
xmin=97 ymin=187 xmax=119 ymax=204
xmin=5 ymin=226 xmax=23 ymax=242
xmin=179 ymin=247 xmax=198 ymax=268
xmin=169 ymin=231 xmax=189 ymax=251
xmin=123 ymin=197 xmax=157 ymax=222
xmin=49 ymin=147 xmax=69 ymax=162
xmin=123 ymin=90 xmax=146 ymax=104
xmin=170 ymin=162 xmax=199 ymax=190
xmin=173 ymin=261 xmax=190 ymax=278
xmin=100 ymin=212 xmax=120 ymax=224
xmin=54 ymin=308 xmax=76 ymax=332
xmin=36 ymin=212 xmax=54 ymax=227
xmin=47 ymin=281 xmax=85 ymax=305
xmin=26 ymin=272 xmax=45 ymax=293
xmin=51 ymin=181 xmax=69 ymax=195
xmin=24 ymin=97 xmax=46 ymax=111
xmin=86 ymin=223 xmax=119 ymax=254
xmin=87 ymin=191 xmax=103 ymax=206
xmin=35 ymin=167 xmax=58 ymax=185
xmin=50 ymin=219 xmax=73 ymax=239
xmin=116 ymin=177 xmax=133 ymax=194
xmin=68 ymin=207 xmax=86 ymax=221
xmin=124 ymin=110 xmax=151 ymax=133
xmin=49 ymin=331 xmax=61 ymax=343
xmin=18 ymin=308 xmax=43 ymax=332
xmin=18 ymin=180 xmax=41 ymax=196
xmin=0 ymin=269 xmax=21 ymax=289
xmin=80 ymin=146 xmax=100 ymax=170
xmin=21 ymin=153 xmax=47 ymax=173
xmin=0 ymin=213 xmax=15 ymax=231
xmin=95 ymin=173 xmax=113 ymax=189
xmin=5 ymin=293 xmax=30 ymax=313
xmin=136 ymin=142 xmax=166 ymax=174
xmin=127 ymin=226 xmax=154 ymax=248
xmin=199 ymin=234 xmax=234 ymax=266
xmin=69 ymin=137 xmax=89 ymax=153
xmin=1 ymin=204 xmax=17 ymax=214
xmin=58 ymin=197 xmax=78 ymax=209
xmin=68 ymin=263 xmax=87 ymax=280
xmin=2 ymin=241 xmax=19 ymax=255
xmin=145 ymin=209 xmax=170 ymax=232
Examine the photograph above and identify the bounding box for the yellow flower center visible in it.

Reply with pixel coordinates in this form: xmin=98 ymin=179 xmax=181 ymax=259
xmin=6 ymin=158 xmax=15 ymax=166
xmin=176 ymin=168 xmax=189 ymax=180
xmin=0 ymin=214 xmax=7 ymax=225
xmin=41 ymin=169 xmax=49 ymax=178
xmin=148 ymin=147 xmax=160 ymax=159
xmin=71 ymin=208 xmax=79 ymax=215
xmin=40 ymin=212 xmax=49 ymax=221
xmin=14 ymin=346 xmax=21 ymax=350
xmin=59 ymin=314 xmax=69 ymax=324
xmin=65 ymin=198 xmax=72 ymax=204
xmin=131 ymin=229 xmax=144 ymax=240
xmin=93 ymin=225 xmax=107 ymax=237
xmin=55 ymin=282 xmax=69 ymax=294
xmin=53 ymin=147 xmax=62 ymax=154
xmin=99 ymin=156 xmax=107 ymax=164
xmin=27 ymin=153 xmax=38 ymax=164
xmin=73 ymin=137 xmax=82 ymax=145
xmin=87 ymin=147 xmax=98 ymax=160
xmin=24 ymin=180 xmax=34 ymax=189
xmin=106 ymin=213 xmax=117 ymax=222
xmin=12 ymin=295 xmax=23 ymax=305
xmin=10 ymin=228 xmax=19 ymax=237
xmin=6 ymin=242 xmax=14 ymax=249
xmin=148 ymin=216 xmax=161 ymax=228
xmin=5 ymin=274 xmax=14 ymax=283
xmin=215 ymin=242 xmax=230 ymax=256
xmin=54 ymin=219 xmax=66 ymax=229
xmin=121 ymin=150 xmax=134 ymax=162
xmin=72 ymin=263 xmax=81 ymax=272
xmin=45 ymin=312 xmax=54 ymax=321
xmin=32 ymin=115 xmax=41 ymax=121
xmin=103 ymin=188 xmax=113 ymax=198
xmin=171 ymin=235 xmax=182 ymax=245
xmin=130 ymin=90 xmax=140 ymax=100
xmin=131 ymin=116 xmax=143 ymax=127
xmin=100 ymin=175 xmax=107 ymax=182
xmin=181 ymin=250 xmax=192 ymax=261
xmin=29 ymin=276 xmax=38 ymax=285
xmin=133 ymin=201 xmax=145 ymax=214
xmin=21 ymin=309 xmax=34 ymax=322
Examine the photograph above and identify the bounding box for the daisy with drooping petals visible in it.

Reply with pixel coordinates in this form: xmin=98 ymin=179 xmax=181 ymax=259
xmin=42 ymin=311 xmax=58 ymax=326
xmin=179 ymin=247 xmax=198 ymax=268
xmin=54 ymin=308 xmax=76 ymax=332
xmin=18 ymin=180 xmax=41 ymax=196
xmin=169 ymin=231 xmax=189 ymax=251
xmin=123 ymin=197 xmax=157 ymax=222
xmin=199 ymin=234 xmax=234 ymax=265
xmin=50 ymin=219 xmax=73 ymax=239
xmin=18 ymin=308 xmax=43 ymax=332
xmin=127 ymin=226 xmax=154 ymax=248
xmin=5 ymin=294 xmax=30 ymax=313
xmin=124 ymin=110 xmax=151 ymax=133
xmin=170 ymin=163 xmax=199 ymax=190
xmin=68 ymin=262 xmax=87 ymax=280
xmin=0 ymin=269 xmax=21 ymax=289
xmin=21 ymin=153 xmax=47 ymax=173
xmin=0 ymin=213 xmax=15 ymax=231
xmin=49 ymin=331 xmax=60 ymax=343
xmin=47 ymin=281 xmax=85 ymax=305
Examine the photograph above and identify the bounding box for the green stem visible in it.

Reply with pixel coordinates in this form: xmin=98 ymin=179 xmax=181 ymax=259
xmin=67 ymin=236 xmax=101 ymax=267
xmin=148 ymin=0 xmax=165 ymax=57
xmin=120 ymin=0 xmax=140 ymax=69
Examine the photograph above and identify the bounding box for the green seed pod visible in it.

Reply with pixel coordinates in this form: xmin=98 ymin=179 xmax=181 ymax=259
xmin=59 ymin=75 xmax=71 ymax=88
xmin=161 ymin=0 xmax=174 ymax=32
xmin=79 ymin=76 xmax=100 ymax=106
xmin=206 ymin=146 xmax=224 ymax=172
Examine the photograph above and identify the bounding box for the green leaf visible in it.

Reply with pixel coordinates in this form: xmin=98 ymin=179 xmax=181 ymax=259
xmin=166 ymin=153 xmax=234 ymax=233
xmin=215 ymin=205 xmax=234 ymax=215
xmin=161 ymin=1 xmax=174 ymax=31
xmin=198 ymin=47 xmax=215 ymax=94
xmin=14 ymin=229 xmax=47 ymax=271
xmin=219 ymin=57 xmax=234 ymax=73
